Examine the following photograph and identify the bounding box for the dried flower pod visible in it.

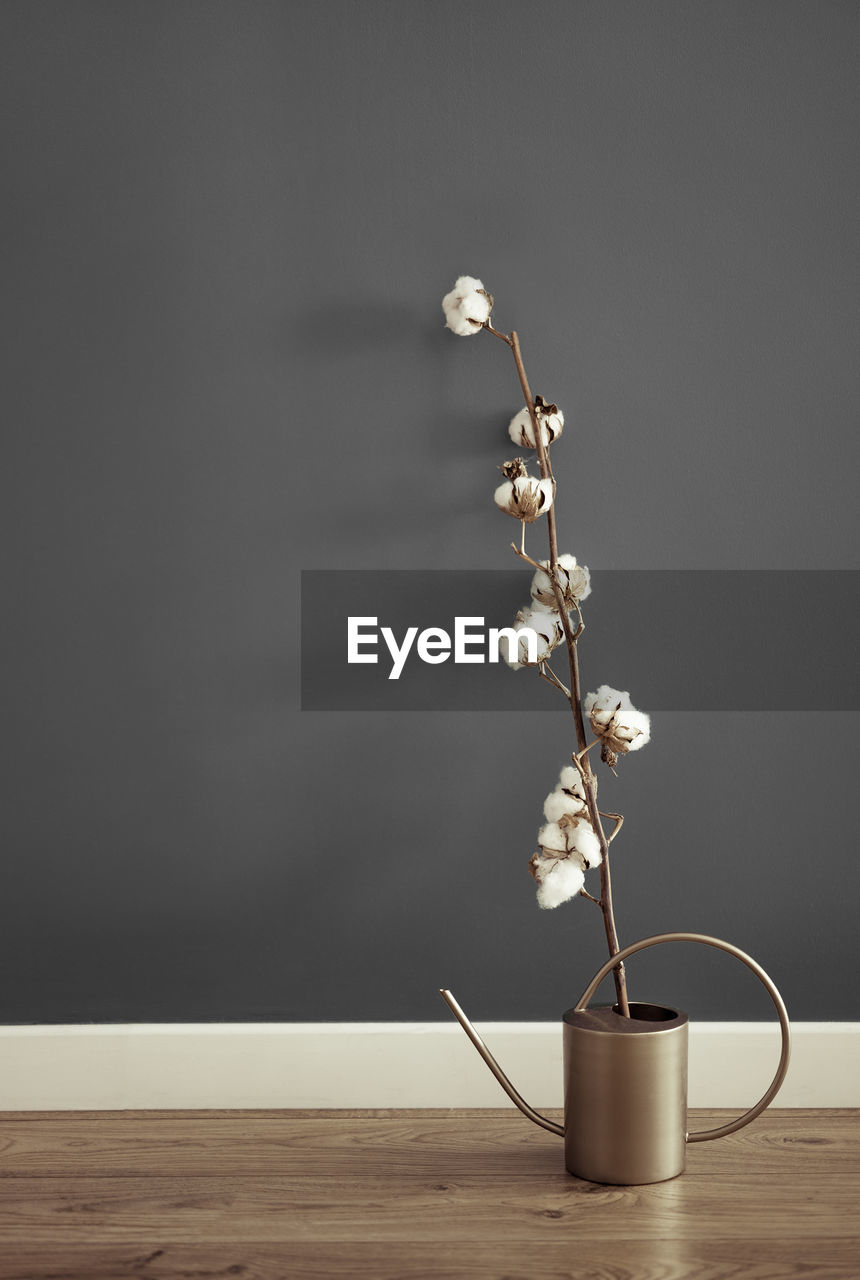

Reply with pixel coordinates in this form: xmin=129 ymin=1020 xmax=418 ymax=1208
xmin=441 ymin=275 xmax=493 ymax=336
xmin=508 ymin=395 xmax=564 ymax=449
xmin=500 ymin=457 xmax=528 ymax=480
xmin=503 ymin=606 xmax=564 ymax=669
xmin=585 ymin=685 xmax=651 ymax=757
xmin=493 ymin=469 xmax=554 ymax=522
xmin=530 ymin=554 xmax=592 ymax=610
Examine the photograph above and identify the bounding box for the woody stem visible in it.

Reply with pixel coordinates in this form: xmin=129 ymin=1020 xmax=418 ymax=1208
xmin=489 ymin=323 xmax=630 ymax=1016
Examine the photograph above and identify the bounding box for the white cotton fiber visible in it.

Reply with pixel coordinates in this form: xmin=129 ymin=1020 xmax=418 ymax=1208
xmin=586 ymin=685 xmax=651 ymax=755
xmin=535 ymin=857 xmax=585 ymax=909
xmin=493 ymin=475 xmax=554 ymax=522
xmin=543 ymin=787 xmax=586 ymax=824
xmin=507 ymin=403 xmax=564 ymax=450
xmin=567 ymin=820 xmax=602 ymax=868
xmin=537 ymin=821 xmax=567 ymax=853
xmin=558 ymin=765 xmax=587 ymax=799
xmin=442 ymin=276 xmax=491 ymax=336
xmin=530 ymin=555 xmax=591 ymax=610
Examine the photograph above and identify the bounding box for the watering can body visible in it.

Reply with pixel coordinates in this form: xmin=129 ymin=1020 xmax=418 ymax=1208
xmin=441 ymin=932 xmax=791 ymax=1185
xmin=562 ymin=1002 xmax=688 ymax=1183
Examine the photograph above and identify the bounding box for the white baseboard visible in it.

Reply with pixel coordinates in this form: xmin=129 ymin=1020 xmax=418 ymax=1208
xmin=0 ymin=1022 xmax=856 ymax=1111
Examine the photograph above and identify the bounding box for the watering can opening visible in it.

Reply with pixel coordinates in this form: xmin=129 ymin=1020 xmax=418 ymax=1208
xmin=614 ymin=1001 xmax=681 ymax=1023
xmin=564 ymin=1001 xmax=686 ymax=1032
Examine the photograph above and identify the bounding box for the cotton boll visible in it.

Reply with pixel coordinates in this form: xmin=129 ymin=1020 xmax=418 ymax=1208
xmin=530 ymin=555 xmax=592 ymax=610
xmin=502 ymin=606 xmax=564 ymax=669
xmin=501 ymin=628 xmax=545 ymax=671
xmin=522 ymin=607 xmax=563 ymax=641
xmin=442 ymin=275 xmax=493 ymax=336
xmin=444 ymin=308 xmax=482 ymax=337
xmin=551 ymin=809 xmax=601 ymax=868
xmin=519 ymin=608 xmax=564 ymax=665
xmin=532 ymin=856 xmax=585 ymax=909
xmin=586 ymin=685 xmax=651 ymax=757
xmin=459 ymin=289 xmax=490 ymax=326
xmin=619 ymin=707 xmax=651 ymax=751
xmin=539 ymin=815 xmax=599 ymax=868
xmin=537 ymin=822 xmax=567 ymax=854
xmin=585 ymin=684 xmax=627 ymax=722
xmin=493 ymin=475 xmax=554 ymax=522
xmin=507 ymin=408 xmax=533 ymax=447
xmin=543 ymin=787 xmax=587 ymax=824
xmin=566 ymin=819 xmax=602 ymax=868
xmin=500 ymin=623 xmax=529 ymax=670
xmin=507 ymin=399 xmax=564 ymax=450
xmin=558 ymin=765 xmax=587 ymax=799
xmin=502 ymin=612 xmax=556 ymax=669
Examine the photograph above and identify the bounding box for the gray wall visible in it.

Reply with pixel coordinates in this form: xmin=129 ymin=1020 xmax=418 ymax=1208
xmin=2 ymin=0 xmax=857 ymax=1023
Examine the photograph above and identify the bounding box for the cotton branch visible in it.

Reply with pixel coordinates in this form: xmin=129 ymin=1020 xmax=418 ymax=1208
xmin=482 ymin=319 xmax=630 ymax=1016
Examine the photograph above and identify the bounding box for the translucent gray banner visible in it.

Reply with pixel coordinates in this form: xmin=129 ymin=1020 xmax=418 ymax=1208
xmin=301 ymin=570 xmax=858 ymax=711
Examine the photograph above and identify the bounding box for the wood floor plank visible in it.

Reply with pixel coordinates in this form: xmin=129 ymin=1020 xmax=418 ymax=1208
xmin=0 ymin=1111 xmax=855 ymax=1178
xmin=0 ymin=1110 xmax=856 ymax=1277
xmin=0 ymin=1171 xmax=858 ymax=1243
xmin=1 ymin=1111 xmax=854 ymax=1177
xmin=0 ymin=1239 xmax=858 ymax=1280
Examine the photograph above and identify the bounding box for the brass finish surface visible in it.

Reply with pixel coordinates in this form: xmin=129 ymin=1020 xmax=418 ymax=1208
xmin=562 ymin=1002 xmax=689 ymax=1184
xmin=442 ymin=930 xmax=791 ymax=1183
xmin=439 ymin=988 xmax=564 ymax=1136
xmin=574 ymin=932 xmax=792 ymax=1143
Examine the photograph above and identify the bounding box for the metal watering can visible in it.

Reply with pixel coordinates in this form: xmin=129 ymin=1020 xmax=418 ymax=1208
xmin=441 ymin=931 xmax=791 ymax=1185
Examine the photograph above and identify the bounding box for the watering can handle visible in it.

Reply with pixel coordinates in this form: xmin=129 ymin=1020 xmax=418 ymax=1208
xmin=574 ymin=931 xmax=792 ymax=1143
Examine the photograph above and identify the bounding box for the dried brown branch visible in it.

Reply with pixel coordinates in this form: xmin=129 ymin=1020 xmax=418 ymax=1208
xmin=480 ymin=323 xmax=630 ymax=1015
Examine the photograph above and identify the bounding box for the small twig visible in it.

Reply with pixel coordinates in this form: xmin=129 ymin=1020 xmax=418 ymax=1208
xmin=599 ymin=811 xmax=625 ymax=844
xmin=538 ymin=662 xmax=571 ymax=699
xmin=574 ymin=740 xmax=601 ymax=769
xmin=510 ymin=542 xmax=545 ymax=574
xmin=569 ymin=596 xmax=585 ymax=640
xmin=579 ymin=887 xmax=601 ymax=906
xmin=479 ymin=320 xmax=514 ymax=345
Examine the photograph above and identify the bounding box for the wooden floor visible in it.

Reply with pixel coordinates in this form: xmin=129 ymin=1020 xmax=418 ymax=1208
xmin=0 ymin=1109 xmax=857 ymax=1279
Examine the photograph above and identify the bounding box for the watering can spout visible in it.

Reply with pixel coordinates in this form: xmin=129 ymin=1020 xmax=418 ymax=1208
xmin=439 ymin=989 xmax=564 ymax=1137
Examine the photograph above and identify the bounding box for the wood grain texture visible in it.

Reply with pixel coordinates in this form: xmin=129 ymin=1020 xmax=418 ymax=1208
xmin=0 ymin=1110 xmax=856 ymax=1278
xmin=0 ymin=1242 xmax=858 ymax=1280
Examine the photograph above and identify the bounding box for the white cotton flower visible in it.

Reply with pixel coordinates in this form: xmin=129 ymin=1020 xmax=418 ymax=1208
xmin=530 ymin=554 xmax=592 ymax=611
xmin=493 ymin=474 xmax=554 ymax=522
xmin=508 ymin=396 xmax=564 ymax=449
xmin=558 ymin=765 xmax=587 ymax=800
xmin=543 ymin=786 xmax=587 ymax=824
xmin=530 ymin=803 xmax=601 ymax=908
xmin=585 ymin=684 xmax=651 ymax=763
xmin=503 ymin=606 xmax=564 ymax=669
xmin=537 ymin=815 xmax=601 ymax=868
xmin=563 ymin=817 xmax=602 ymax=869
xmin=529 ymin=852 xmax=585 ymax=910
xmin=537 ymin=821 xmax=567 ymax=854
xmin=442 ymin=275 xmax=493 ymax=336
